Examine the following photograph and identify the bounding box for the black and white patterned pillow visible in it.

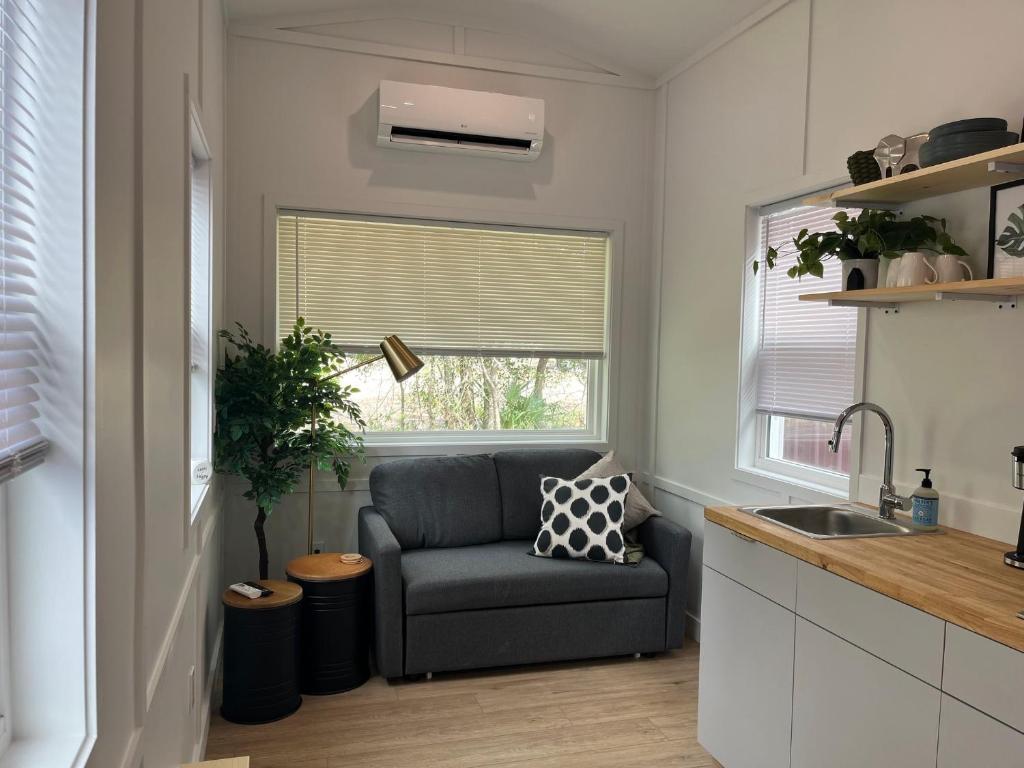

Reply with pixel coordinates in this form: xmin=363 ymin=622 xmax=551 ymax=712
xmin=532 ymin=474 xmax=629 ymax=563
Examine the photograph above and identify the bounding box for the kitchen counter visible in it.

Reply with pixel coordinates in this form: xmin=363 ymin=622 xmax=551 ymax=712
xmin=705 ymin=506 xmax=1024 ymax=652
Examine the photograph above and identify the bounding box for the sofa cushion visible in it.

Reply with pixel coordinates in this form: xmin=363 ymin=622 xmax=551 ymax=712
xmin=368 ymin=454 xmax=502 ymax=550
xmin=493 ymin=449 xmax=602 ymax=540
xmin=401 ymin=540 xmax=668 ymax=615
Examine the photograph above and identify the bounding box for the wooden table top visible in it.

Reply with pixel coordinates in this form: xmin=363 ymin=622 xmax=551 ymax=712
xmin=286 ymin=552 xmax=373 ymax=582
xmin=222 ymin=579 xmax=302 ymax=610
xmin=706 ymin=506 xmax=1024 ymax=653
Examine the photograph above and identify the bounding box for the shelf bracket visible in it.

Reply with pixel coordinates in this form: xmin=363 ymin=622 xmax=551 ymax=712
xmin=934 ymin=292 xmax=1017 ymax=309
xmin=988 ymin=162 xmax=1024 ymax=174
xmin=829 ymin=299 xmax=900 ymax=313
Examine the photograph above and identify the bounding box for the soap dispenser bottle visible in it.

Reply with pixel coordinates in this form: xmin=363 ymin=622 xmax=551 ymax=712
xmin=911 ymin=469 xmax=940 ymax=530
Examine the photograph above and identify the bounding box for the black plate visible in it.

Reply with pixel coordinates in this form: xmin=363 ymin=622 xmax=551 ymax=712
xmin=929 ymin=117 xmax=1008 ymax=140
xmin=920 ymin=132 xmax=1020 ymax=167
xmin=928 ymin=129 xmax=1018 ymax=149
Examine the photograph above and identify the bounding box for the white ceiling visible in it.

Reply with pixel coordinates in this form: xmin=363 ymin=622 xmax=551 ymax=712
xmin=223 ymin=0 xmax=776 ymax=80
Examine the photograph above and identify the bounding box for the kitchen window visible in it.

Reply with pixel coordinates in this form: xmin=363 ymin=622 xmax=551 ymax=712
xmin=739 ymin=198 xmax=861 ymax=494
xmin=276 ymin=212 xmax=610 ymax=443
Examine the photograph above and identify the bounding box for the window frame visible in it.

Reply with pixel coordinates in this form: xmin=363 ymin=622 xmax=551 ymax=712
xmin=185 ymin=96 xmax=214 ymax=526
xmin=735 ymin=181 xmax=866 ymax=500
xmin=0 ymin=489 xmax=9 ymax=759
xmin=264 ymin=197 xmax=623 ymax=453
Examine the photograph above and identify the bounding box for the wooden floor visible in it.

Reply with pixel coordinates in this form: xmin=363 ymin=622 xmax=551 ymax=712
xmin=205 ymin=644 xmax=719 ymax=767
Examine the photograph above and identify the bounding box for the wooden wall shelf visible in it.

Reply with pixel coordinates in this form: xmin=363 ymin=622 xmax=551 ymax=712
xmin=799 ymin=277 xmax=1024 ymax=311
xmin=803 ymin=143 xmax=1024 ymax=208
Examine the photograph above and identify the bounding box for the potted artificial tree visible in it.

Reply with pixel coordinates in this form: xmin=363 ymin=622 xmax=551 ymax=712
xmin=214 ymin=320 xmax=366 ymax=579
xmin=754 ymin=209 xmax=967 ymax=290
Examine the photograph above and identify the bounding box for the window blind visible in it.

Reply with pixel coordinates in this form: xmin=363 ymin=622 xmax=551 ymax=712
xmin=190 ymin=156 xmax=210 ymax=372
xmin=755 ymin=205 xmax=858 ymax=422
xmin=278 ymin=212 xmax=609 ymax=359
xmin=0 ymin=0 xmax=47 ymax=482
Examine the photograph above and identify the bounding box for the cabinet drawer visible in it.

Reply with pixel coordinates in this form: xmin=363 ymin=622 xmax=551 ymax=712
xmin=703 ymin=521 xmax=797 ymax=609
xmin=796 ymin=562 xmax=944 ymax=686
xmin=943 ymin=623 xmax=1024 ymax=732
xmin=938 ymin=694 xmax=1024 ymax=768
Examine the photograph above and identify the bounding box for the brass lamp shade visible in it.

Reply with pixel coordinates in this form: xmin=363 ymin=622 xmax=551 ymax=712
xmin=380 ymin=335 xmax=424 ymax=382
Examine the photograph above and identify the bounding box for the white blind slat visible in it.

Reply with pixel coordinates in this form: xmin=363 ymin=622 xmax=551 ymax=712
xmin=277 ymin=213 xmax=609 ymax=359
xmin=755 ymin=204 xmax=859 ymax=421
xmin=0 ymin=0 xmax=47 ymax=477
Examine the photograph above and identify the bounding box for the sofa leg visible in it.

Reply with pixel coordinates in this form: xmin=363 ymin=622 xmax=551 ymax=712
xmin=426 ymin=672 xmax=433 ymax=680
xmin=633 ymin=652 xmax=641 ymax=659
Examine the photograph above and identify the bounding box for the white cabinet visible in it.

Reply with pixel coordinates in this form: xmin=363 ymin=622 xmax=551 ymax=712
xmin=795 ymin=562 xmax=944 ymax=686
xmin=790 ymin=618 xmax=940 ymax=768
xmin=942 ymin=623 xmax=1024 ymax=733
xmin=698 ymin=566 xmax=795 ymax=768
xmin=938 ymin=694 xmax=1024 ymax=768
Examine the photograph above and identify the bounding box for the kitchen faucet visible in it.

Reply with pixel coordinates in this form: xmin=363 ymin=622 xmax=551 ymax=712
xmin=829 ymin=402 xmax=910 ymax=520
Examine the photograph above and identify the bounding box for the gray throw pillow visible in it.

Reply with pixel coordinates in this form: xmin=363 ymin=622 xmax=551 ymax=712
xmin=575 ymin=451 xmax=659 ymax=532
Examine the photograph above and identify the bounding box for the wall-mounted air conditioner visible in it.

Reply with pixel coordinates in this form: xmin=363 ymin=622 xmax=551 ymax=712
xmin=377 ymin=80 xmax=544 ymax=161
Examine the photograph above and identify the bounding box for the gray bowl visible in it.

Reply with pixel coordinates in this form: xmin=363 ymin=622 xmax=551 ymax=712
xmin=920 ymin=131 xmax=1020 ymax=167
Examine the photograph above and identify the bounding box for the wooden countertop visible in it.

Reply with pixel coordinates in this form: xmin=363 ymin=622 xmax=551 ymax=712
xmin=705 ymin=506 xmax=1024 ymax=653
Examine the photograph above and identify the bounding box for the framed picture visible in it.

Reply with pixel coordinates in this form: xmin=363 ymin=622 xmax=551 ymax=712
xmin=988 ymin=178 xmax=1024 ymax=278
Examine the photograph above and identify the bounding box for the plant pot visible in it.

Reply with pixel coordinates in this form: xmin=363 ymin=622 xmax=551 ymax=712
xmin=841 ymin=259 xmax=879 ymax=291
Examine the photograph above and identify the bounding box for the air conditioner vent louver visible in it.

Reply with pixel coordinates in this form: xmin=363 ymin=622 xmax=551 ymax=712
xmin=378 ymin=80 xmax=544 ymax=162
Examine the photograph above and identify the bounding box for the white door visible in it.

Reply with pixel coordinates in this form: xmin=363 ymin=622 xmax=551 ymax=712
xmin=791 ymin=618 xmax=940 ymax=768
xmin=698 ymin=565 xmax=795 ymax=768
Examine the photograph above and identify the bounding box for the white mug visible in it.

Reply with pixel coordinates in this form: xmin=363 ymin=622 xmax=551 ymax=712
xmin=897 ymin=251 xmax=938 ymax=287
xmin=934 ymin=253 xmax=973 ymax=283
xmin=885 ymin=257 xmax=902 ymax=288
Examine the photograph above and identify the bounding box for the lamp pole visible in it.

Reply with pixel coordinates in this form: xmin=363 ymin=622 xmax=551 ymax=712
xmin=307 ymin=354 xmax=383 ymax=555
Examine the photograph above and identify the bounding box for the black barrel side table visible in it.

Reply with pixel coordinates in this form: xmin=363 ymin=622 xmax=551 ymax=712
xmin=221 ymin=579 xmax=303 ymax=724
xmin=286 ymin=553 xmax=373 ymax=694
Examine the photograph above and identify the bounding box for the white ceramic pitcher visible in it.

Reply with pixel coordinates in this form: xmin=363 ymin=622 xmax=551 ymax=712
xmin=896 ymin=251 xmax=938 ymax=287
xmin=934 ymin=253 xmax=973 ymax=283
xmin=885 ymin=257 xmax=902 ymax=288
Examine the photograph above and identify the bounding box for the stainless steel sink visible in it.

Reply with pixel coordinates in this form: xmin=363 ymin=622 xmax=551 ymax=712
xmin=739 ymin=504 xmax=934 ymax=539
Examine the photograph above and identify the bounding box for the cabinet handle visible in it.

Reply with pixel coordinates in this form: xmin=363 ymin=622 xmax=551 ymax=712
xmin=730 ymin=530 xmax=756 ymax=543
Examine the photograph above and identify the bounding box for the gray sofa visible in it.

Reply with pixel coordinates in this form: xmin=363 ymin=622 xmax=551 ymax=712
xmin=358 ymin=448 xmax=692 ymax=679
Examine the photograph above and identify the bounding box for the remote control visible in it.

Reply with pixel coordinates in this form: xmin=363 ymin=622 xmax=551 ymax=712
xmin=229 ymin=582 xmax=263 ymax=600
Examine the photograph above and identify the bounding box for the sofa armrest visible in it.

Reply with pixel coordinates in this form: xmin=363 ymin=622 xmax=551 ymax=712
xmin=636 ymin=516 xmax=692 ymax=649
xmin=358 ymin=505 xmax=404 ymax=678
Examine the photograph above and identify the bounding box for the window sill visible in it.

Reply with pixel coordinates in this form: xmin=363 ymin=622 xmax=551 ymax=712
xmin=1 ymin=734 xmax=91 ymax=768
xmin=734 ymin=464 xmax=849 ymax=503
xmin=190 ymin=482 xmax=209 ymax=521
xmin=363 ymin=436 xmax=609 ymax=457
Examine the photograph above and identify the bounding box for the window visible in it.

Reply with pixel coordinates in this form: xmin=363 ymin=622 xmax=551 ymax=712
xmin=277 ymin=212 xmax=609 ymax=441
xmin=188 ymin=110 xmax=213 ymax=517
xmin=740 ymin=199 xmax=859 ymax=491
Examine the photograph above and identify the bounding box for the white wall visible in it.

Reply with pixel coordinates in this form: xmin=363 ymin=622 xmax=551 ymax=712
xmin=90 ymin=1 xmax=228 ymax=766
xmin=223 ymin=31 xmax=656 ymax=582
xmin=651 ymin=0 xmax=1024 ymax=624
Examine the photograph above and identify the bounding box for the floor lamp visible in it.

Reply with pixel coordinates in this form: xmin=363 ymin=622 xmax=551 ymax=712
xmin=307 ymin=335 xmax=423 ymax=554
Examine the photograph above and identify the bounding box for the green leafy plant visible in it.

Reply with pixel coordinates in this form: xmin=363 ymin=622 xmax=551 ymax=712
xmin=995 ymin=204 xmax=1024 ymax=257
xmin=214 ymin=319 xmax=365 ymax=579
xmin=754 ymin=209 xmax=967 ymax=279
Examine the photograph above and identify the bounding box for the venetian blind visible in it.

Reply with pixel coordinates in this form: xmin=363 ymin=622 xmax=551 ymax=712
xmin=278 ymin=213 xmax=609 ymax=359
xmin=190 ymin=156 xmax=210 ymax=373
xmin=755 ymin=204 xmax=859 ymax=421
xmin=0 ymin=0 xmax=47 ymax=482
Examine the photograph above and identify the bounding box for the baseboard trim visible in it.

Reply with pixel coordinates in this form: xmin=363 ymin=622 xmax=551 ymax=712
xmin=194 ymin=620 xmax=224 ymax=762
xmin=116 ymin=727 xmax=142 ymax=768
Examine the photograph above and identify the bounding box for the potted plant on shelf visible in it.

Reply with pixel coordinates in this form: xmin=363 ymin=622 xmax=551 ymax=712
xmin=214 ymin=320 xmax=366 ymax=579
xmin=754 ymin=209 xmax=967 ymax=290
